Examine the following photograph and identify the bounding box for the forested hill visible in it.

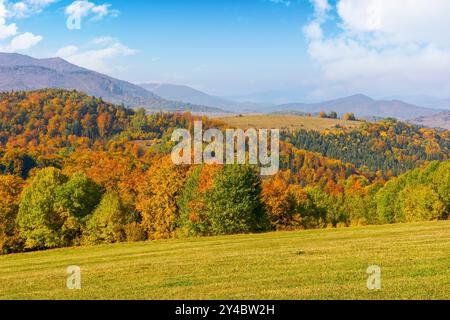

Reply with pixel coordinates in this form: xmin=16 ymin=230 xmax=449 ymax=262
xmin=0 ymin=89 xmax=448 ymax=255
xmin=0 ymin=89 xmax=224 ymax=149
xmin=1 ymin=89 xmax=448 ymax=178
xmin=282 ymin=120 xmax=450 ymax=175
xmin=0 ymin=89 xmax=368 ymax=187
xmin=0 ymin=89 xmax=133 ymax=144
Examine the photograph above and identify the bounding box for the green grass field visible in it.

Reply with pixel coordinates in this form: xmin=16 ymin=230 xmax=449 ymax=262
xmin=219 ymin=115 xmax=362 ymax=131
xmin=1 ymin=222 xmax=449 ymax=300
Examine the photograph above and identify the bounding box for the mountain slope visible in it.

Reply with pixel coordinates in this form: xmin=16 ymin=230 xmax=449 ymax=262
xmin=409 ymin=111 xmax=450 ymax=130
xmin=0 ymin=53 xmax=223 ymax=113
xmin=274 ymin=94 xmax=441 ymax=120
xmin=140 ymin=83 xmax=270 ymax=113
xmin=386 ymin=95 xmax=450 ymax=110
xmin=140 ymin=83 xmax=239 ymax=111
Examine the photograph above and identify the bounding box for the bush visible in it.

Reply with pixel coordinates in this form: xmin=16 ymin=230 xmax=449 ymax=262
xmin=124 ymin=222 xmax=147 ymax=242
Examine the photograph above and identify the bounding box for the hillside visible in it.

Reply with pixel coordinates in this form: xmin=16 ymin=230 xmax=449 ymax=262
xmin=1 ymin=221 xmax=449 ymax=300
xmin=0 ymin=89 xmax=448 ymax=260
xmin=140 ymin=83 xmax=239 ymax=111
xmin=0 ymin=53 xmax=223 ymax=113
xmin=283 ymin=119 xmax=450 ymax=174
xmin=219 ymin=114 xmax=362 ymax=131
xmin=274 ymin=94 xmax=441 ymax=120
xmin=409 ymin=111 xmax=450 ymax=130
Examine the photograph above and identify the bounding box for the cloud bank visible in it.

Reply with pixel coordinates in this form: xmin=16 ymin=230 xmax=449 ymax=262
xmin=304 ymin=0 xmax=450 ymax=99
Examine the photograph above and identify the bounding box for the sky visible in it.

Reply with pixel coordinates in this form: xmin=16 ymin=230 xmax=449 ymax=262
xmin=0 ymin=0 xmax=449 ymax=100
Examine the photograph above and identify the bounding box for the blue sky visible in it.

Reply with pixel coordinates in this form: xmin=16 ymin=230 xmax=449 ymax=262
xmin=1 ymin=0 xmax=449 ymax=100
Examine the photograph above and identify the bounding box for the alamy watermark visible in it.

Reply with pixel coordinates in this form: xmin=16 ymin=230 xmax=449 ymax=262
xmin=66 ymin=265 xmax=81 ymax=290
xmin=171 ymin=121 xmax=280 ymax=176
xmin=367 ymin=265 xmax=381 ymax=290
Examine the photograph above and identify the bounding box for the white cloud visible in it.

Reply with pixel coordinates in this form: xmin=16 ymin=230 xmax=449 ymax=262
xmin=311 ymin=0 xmax=331 ymax=18
xmin=266 ymin=0 xmax=292 ymax=7
xmin=267 ymin=0 xmax=291 ymax=7
xmin=8 ymin=0 xmax=58 ymax=18
xmin=56 ymin=38 xmax=137 ymax=74
xmin=4 ymin=31 xmax=42 ymax=51
xmin=54 ymin=44 xmax=77 ymax=57
xmin=303 ymin=0 xmax=450 ymax=99
xmin=337 ymin=0 xmax=450 ymax=47
xmin=65 ymin=0 xmax=119 ymax=22
xmin=0 ymin=0 xmax=17 ymax=40
xmin=0 ymin=0 xmax=44 ymax=51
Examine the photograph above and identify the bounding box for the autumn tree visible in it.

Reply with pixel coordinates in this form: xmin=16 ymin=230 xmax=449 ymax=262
xmin=261 ymin=171 xmax=325 ymax=230
xmin=328 ymin=111 xmax=338 ymax=119
xmin=177 ymin=165 xmax=220 ymax=236
xmin=0 ymin=175 xmax=24 ymax=254
xmin=343 ymin=113 xmax=356 ymax=121
xmin=17 ymin=168 xmax=69 ymax=249
xmin=84 ymin=192 xmax=128 ymax=244
xmin=136 ymin=156 xmax=190 ymax=240
xmin=399 ymin=185 xmax=445 ymax=222
xmin=17 ymin=168 xmax=102 ymax=249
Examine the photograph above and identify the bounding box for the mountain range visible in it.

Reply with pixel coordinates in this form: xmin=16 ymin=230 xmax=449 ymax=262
xmin=272 ymin=94 xmax=442 ymax=120
xmin=139 ymin=83 xmax=444 ymax=121
xmin=0 ymin=53 xmax=224 ymax=113
xmin=139 ymin=83 xmax=272 ymax=113
xmin=383 ymin=95 xmax=450 ymax=110
xmin=0 ymin=52 xmax=447 ymax=126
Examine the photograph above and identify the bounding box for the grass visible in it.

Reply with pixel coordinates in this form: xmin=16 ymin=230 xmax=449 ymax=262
xmin=0 ymin=221 xmax=449 ymax=300
xmin=219 ymin=115 xmax=362 ymax=131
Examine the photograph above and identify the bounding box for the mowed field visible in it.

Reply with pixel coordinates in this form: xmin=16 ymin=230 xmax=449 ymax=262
xmin=0 ymin=222 xmax=449 ymax=300
xmin=219 ymin=115 xmax=362 ymax=131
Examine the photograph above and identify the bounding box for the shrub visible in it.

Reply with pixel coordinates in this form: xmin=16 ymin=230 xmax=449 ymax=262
xmin=124 ymin=222 xmax=147 ymax=242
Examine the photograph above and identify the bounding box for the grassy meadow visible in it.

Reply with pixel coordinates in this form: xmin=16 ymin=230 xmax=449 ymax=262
xmin=0 ymin=221 xmax=449 ymax=300
xmin=219 ymin=114 xmax=362 ymax=131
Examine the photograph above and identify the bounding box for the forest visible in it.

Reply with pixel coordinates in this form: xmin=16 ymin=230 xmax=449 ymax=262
xmin=0 ymin=89 xmax=449 ymax=254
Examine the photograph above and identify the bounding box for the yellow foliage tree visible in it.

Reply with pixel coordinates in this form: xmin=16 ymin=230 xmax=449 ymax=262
xmin=136 ymin=156 xmax=190 ymax=240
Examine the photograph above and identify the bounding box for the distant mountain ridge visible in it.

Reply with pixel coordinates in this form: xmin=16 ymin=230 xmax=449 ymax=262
xmin=140 ymin=83 xmax=442 ymax=120
xmin=273 ymin=94 xmax=442 ymax=120
xmin=0 ymin=53 xmax=224 ymax=113
xmin=140 ymin=83 xmax=239 ymax=110
xmin=0 ymin=53 xmax=444 ymax=120
xmin=140 ymin=83 xmax=268 ymax=113
xmin=409 ymin=111 xmax=450 ymax=130
xmin=384 ymin=95 xmax=450 ymax=110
